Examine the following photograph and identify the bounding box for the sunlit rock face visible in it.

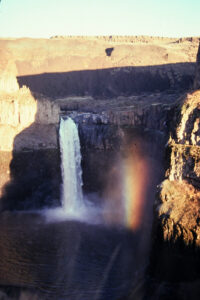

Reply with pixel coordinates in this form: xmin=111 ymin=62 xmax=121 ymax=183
xmin=0 ymin=75 xmax=19 ymax=93
xmin=0 ymin=87 xmax=59 ymax=151
xmin=157 ymin=180 xmax=200 ymax=246
xmin=167 ymin=92 xmax=200 ymax=184
xmin=153 ymin=90 xmax=200 ymax=243
xmin=0 ymin=61 xmax=19 ymax=93
xmin=149 ymin=90 xmax=200 ymax=290
xmin=0 ymin=87 xmax=37 ymax=151
xmin=147 ymin=42 xmax=200 ymax=294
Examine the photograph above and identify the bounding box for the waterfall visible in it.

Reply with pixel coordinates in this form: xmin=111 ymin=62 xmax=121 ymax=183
xmin=59 ymin=117 xmax=83 ymax=212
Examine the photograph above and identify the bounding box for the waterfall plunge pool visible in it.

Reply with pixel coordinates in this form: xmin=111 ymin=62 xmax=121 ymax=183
xmin=0 ymin=211 xmax=144 ymax=300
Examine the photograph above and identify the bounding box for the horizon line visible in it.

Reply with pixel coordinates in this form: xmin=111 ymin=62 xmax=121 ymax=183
xmin=0 ymin=34 xmax=200 ymax=40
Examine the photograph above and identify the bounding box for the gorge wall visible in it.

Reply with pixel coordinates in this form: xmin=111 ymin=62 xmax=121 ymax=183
xmin=146 ymin=42 xmax=200 ymax=300
xmin=0 ymin=37 xmax=199 ymax=98
xmin=0 ymin=89 xmax=169 ymax=211
xmin=0 ymin=87 xmax=59 ymax=151
xmin=194 ymin=42 xmax=200 ymax=90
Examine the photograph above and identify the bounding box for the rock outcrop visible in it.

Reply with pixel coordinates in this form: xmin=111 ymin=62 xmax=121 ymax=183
xmin=0 ymin=87 xmax=59 ymax=151
xmin=147 ymin=89 xmax=200 ymax=298
xmin=154 ymin=91 xmax=200 ymax=247
xmin=194 ymin=42 xmax=200 ymax=89
xmin=0 ymin=60 xmax=19 ymax=93
xmin=0 ymin=87 xmax=60 ymax=209
xmin=142 ymin=43 xmax=200 ymax=299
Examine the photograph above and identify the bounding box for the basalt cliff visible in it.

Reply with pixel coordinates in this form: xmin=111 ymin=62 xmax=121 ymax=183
xmin=194 ymin=43 xmax=200 ymax=89
xmin=0 ymin=36 xmax=198 ymax=97
xmin=142 ymin=42 xmax=200 ymax=300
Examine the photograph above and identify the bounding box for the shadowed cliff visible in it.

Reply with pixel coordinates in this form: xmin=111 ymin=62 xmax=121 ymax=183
xmin=17 ymin=63 xmax=195 ymax=98
xmin=1 ymin=36 xmax=198 ymax=95
xmin=143 ymin=94 xmax=200 ymax=299
xmin=194 ymin=42 xmax=200 ymax=89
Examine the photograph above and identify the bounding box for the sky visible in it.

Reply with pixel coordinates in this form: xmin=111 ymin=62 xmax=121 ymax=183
xmin=0 ymin=0 xmax=200 ymax=38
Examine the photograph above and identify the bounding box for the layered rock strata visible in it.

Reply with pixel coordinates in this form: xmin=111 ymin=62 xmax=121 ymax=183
xmin=0 ymin=86 xmax=59 ymax=151
xmin=147 ymin=90 xmax=200 ymax=299
xmin=155 ymin=91 xmax=200 ymax=247
xmin=0 ymin=37 xmax=198 ymax=98
xmin=0 ymin=87 xmax=60 ymax=209
xmin=194 ymin=42 xmax=200 ymax=90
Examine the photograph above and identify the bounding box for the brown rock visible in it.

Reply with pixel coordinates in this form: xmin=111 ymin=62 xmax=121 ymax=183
xmin=153 ymin=90 xmax=200 ymax=246
xmin=194 ymin=41 xmax=200 ymax=89
xmin=157 ymin=179 xmax=200 ymax=246
xmin=0 ymin=87 xmax=59 ymax=151
xmin=0 ymin=37 xmax=198 ymax=98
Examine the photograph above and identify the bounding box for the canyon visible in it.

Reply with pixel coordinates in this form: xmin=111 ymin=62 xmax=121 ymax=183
xmin=0 ymin=36 xmax=200 ymax=299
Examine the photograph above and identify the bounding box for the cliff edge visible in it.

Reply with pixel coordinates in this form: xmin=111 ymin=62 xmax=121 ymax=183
xmin=0 ymin=37 xmax=198 ymax=98
xmin=194 ymin=42 xmax=200 ymax=89
xmin=155 ymin=90 xmax=200 ymax=247
xmin=147 ymin=44 xmax=200 ymax=299
xmin=0 ymin=87 xmax=59 ymax=151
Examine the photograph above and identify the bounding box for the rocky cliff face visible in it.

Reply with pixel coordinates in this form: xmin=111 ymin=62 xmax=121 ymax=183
xmin=0 ymin=60 xmax=19 ymax=93
xmin=0 ymin=87 xmax=60 ymax=209
xmin=155 ymin=90 xmax=200 ymax=247
xmin=0 ymin=37 xmax=198 ymax=98
xmin=147 ymin=89 xmax=200 ymax=298
xmin=143 ymin=43 xmax=200 ymax=299
xmin=0 ymin=87 xmax=59 ymax=151
xmin=194 ymin=42 xmax=200 ymax=89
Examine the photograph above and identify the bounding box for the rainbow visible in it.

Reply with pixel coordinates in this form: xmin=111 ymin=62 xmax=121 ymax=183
xmin=123 ymin=151 xmax=149 ymax=230
xmin=102 ymin=146 xmax=150 ymax=230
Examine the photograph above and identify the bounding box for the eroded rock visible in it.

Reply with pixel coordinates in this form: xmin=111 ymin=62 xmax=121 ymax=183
xmin=194 ymin=42 xmax=200 ymax=90
xmin=150 ymin=90 xmax=200 ymax=289
xmin=0 ymin=87 xmax=59 ymax=151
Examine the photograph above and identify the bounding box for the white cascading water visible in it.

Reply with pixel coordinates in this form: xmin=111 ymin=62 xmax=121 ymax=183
xmin=46 ymin=116 xmax=115 ymax=225
xmin=59 ymin=117 xmax=83 ymax=212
